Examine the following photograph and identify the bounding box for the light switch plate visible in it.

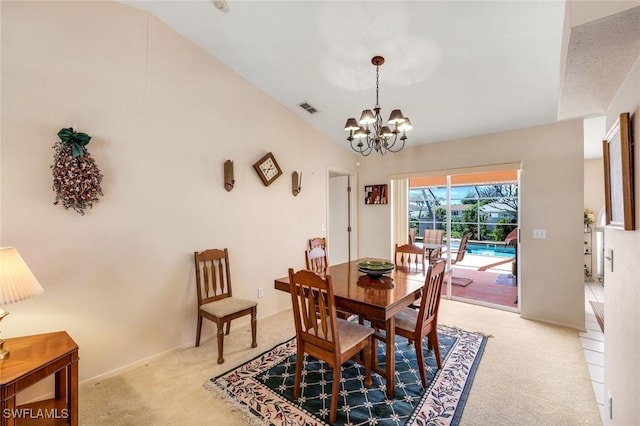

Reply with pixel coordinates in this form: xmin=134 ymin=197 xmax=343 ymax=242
xmin=533 ymin=229 xmax=546 ymax=239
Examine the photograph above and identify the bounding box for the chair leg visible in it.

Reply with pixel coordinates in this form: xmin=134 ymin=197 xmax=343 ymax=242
xmin=364 ymin=338 xmax=372 ymax=388
xmin=251 ymin=307 xmax=258 ymax=348
xmin=414 ymin=336 xmax=427 ymax=387
xmin=225 ymin=321 xmax=231 ymax=335
xmin=430 ymin=330 xmax=442 ymax=369
xmin=330 ymin=365 xmax=341 ymax=423
xmin=195 ymin=314 xmax=203 ymax=347
xmin=216 ymin=321 xmax=225 ymax=364
xmin=371 ymin=335 xmax=379 ymax=371
xmin=293 ymin=347 xmax=304 ymax=400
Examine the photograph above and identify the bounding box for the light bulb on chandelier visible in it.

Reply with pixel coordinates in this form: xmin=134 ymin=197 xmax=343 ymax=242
xmin=344 ymin=56 xmax=413 ymax=156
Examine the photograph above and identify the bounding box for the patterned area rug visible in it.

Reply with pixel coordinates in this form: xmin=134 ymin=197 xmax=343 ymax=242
xmin=207 ymin=325 xmax=487 ymax=425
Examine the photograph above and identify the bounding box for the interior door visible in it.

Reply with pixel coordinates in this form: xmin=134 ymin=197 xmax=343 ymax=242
xmin=328 ymin=171 xmax=357 ymax=265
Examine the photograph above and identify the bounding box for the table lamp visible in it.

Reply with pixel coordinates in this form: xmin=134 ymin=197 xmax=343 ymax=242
xmin=0 ymin=247 xmax=45 ymax=359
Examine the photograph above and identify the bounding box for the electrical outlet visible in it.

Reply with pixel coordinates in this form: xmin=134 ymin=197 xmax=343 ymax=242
xmin=258 ymin=287 xmax=264 ymax=298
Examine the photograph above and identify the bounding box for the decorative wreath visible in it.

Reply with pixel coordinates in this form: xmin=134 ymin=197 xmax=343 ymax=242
xmin=51 ymin=127 xmax=103 ymax=215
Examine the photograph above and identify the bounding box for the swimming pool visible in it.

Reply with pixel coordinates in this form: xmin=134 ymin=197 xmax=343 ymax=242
xmin=450 ymin=241 xmax=515 ymax=258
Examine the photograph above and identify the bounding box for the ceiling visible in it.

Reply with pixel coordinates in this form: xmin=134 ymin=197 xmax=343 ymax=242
xmin=121 ymin=1 xmax=640 ymax=159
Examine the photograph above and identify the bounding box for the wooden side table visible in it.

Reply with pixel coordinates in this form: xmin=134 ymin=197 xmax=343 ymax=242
xmin=0 ymin=331 xmax=78 ymax=426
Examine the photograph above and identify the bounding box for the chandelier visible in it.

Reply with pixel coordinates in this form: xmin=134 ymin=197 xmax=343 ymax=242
xmin=344 ymin=56 xmax=413 ymax=156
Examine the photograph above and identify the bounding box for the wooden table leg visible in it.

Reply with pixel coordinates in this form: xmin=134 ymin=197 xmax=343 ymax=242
xmin=54 ymin=368 xmax=66 ymax=400
xmin=69 ymin=355 xmax=79 ymax=426
xmin=385 ymin=317 xmax=396 ymax=398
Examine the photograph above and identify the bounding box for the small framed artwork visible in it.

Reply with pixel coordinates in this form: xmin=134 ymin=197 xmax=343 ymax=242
xmin=365 ymin=184 xmax=388 ymax=205
xmin=603 ymin=112 xmax=634 ymax=230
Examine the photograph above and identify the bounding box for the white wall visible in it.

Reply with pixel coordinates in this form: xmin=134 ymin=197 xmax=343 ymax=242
xmin=357 ymin=120 xmax=586 ymax=329
xmin=602 ymin=54 xmax=640 ymax=425
xmin=0 ymin=1 xmax=356 ymax=380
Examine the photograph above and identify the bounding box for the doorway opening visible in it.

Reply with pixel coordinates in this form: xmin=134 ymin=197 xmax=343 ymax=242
xmin=328 ymin=168 xmax=358 ymax=265
xmin=408 ymin=169 xmax=520 ymax=311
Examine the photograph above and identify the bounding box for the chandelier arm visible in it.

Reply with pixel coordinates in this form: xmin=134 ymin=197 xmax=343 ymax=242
xmin=350 ymin=139 xmax=372 ymax=156
xmin=386 ymin=135 xmax=406 ymax=153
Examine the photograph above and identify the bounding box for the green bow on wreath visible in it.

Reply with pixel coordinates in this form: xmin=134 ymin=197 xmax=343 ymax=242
xmin=57 ymin=127 xmax=92 ymax=158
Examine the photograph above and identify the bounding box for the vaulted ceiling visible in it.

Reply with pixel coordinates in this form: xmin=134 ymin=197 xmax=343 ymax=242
xmin=121 ymin=1 xmax=640 ymax=158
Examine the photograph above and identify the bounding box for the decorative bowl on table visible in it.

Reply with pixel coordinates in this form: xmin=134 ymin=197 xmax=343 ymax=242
xmin=357 ymin=261 xmax=395 ymax=277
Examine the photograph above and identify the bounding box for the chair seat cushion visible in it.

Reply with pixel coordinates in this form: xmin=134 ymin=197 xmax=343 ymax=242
xmin=336 ymin=318 xmax=374 ymax=352
xmin=394 ymin=307 xmax=419 ymax=333
xmin=200 ymin=297 xmax=257 ymax=318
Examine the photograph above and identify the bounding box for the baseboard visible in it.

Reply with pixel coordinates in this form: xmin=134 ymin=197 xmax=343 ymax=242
xmin=519 ymin=313 xmax=586 ymax=332
xmin=81 ymin=307 xmax=294 ymax=387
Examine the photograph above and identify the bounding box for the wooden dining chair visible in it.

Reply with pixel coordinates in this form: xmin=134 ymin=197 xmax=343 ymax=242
xmin=308 ymin=237 xmax=327 ymax=252
xmin=372 ymin=259 xmax=446 ymax=388
xmin=423 ymin=229 xmax=444 ymax=263
xmin=288 ymin=268 xmax=373 ymax=423
xmin=194 ymin=248 xmax=257 ymax=364
xmin=305 ymin=245 xmax=357 ymax=321
xmin=305 ymin=247 xmax=328 ymax=274
xmin=394 ymin=243 xmax=426 ymax=271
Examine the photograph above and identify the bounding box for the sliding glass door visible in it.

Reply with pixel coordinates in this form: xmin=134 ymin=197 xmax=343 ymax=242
xmin=408 ymin=170 xmax=520 ymax=311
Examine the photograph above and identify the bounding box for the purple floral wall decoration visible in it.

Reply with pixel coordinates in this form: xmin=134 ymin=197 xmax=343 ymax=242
xmin=51 ymin=127 xmax=104 ymax=215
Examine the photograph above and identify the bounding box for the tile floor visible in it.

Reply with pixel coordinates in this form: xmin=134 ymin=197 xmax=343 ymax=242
xmin=583 ymin=279 xmax=606 ymax=424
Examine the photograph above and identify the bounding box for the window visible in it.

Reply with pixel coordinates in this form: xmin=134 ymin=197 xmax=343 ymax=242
xmin=409 ymin=182 xmax=518 ymax=242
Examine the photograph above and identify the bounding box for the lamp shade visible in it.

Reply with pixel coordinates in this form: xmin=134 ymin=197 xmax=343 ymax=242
xmin=0 ymin=247 xmax=44 ymax=305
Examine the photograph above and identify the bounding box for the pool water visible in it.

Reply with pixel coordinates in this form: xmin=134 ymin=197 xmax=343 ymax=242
xmin=451 ymin=242 xmax=515 ymax=258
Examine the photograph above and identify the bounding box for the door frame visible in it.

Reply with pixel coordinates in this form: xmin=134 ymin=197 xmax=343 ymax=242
xmin=327 ymin=167 xmax=358 ymax=263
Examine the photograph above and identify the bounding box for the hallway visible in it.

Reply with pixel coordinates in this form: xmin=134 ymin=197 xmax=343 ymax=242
xmin=583 ymin=280 xmax=606 ymax=423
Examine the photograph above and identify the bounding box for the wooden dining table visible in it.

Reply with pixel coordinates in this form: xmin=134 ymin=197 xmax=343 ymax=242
xmin=274 ymin=258 xmax=427 ymax=398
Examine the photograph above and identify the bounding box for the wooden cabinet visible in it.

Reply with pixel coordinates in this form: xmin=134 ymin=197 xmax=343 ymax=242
xmin=0 ymin=331 xmax=78 ymax=426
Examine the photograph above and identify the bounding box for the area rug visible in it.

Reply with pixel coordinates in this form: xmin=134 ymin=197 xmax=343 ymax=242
xmin=494 ymin=274 xmax=516 ymax=286
xmin=207 ymin=325 xmax=487 ymax=425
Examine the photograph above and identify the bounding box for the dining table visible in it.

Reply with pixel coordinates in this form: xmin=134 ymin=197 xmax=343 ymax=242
xmin=274 ymin=258 xmax=427 ymax=398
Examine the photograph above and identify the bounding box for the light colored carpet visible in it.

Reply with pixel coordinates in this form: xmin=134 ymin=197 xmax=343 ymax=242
xmin=79 ymin=301 xmax=601 ymax=425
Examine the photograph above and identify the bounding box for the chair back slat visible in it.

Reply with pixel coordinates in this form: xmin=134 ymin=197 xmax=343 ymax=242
xmin=194 ymin=248 xmax=232 ymax=305
xmin=288 ymin=268 xmax=339 ymax=352
xmin=394 ymin=243 xmax=425 ymax=271
xmin=305 ymin=247 xmax=328 ymax=274
xmin=423 ymin=229 xmax=444 ymax=262
xmin=417 ymin=260 xmax=446 ymax=330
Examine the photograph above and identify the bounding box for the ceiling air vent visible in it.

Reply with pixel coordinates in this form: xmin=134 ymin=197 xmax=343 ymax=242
xmin=299 ymin=102 xmax=319 ymax=114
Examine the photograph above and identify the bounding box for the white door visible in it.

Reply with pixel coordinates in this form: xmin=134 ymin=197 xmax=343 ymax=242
xmin=328 ymin=172 xmax=357 ymax=265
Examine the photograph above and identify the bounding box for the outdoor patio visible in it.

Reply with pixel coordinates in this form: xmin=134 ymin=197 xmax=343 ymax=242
xmin=442 ymin=252 xmax=518 ymax=308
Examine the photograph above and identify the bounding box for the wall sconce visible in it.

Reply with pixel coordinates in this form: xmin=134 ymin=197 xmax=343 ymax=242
xmin=292 ymin=171 xmax=302 ymax=196
xmin=224 ymin=160 xmax=235 ymax=192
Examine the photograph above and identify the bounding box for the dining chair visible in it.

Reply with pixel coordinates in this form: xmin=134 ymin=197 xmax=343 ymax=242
xmin=288 ymin=268 xmax=373 ymax=423
xmin=308 ymin=237 xmax=327 ymax=253
xmin=423 ymin=229 xmax=444 ymax=263
xmin=450 ymin=232 xmax=473 ymax=286
xmin=372 ymin=259 xmax=446 ymax=388
xmin=394 ymin=243 xmax=426 ymax=271
xmin=305 ymin=245 xmax=357 ymax=321
xmin=194 ymin=248 xmax=257 ymax=364
xmin=305 ymin=247 xmax=328 ymax=274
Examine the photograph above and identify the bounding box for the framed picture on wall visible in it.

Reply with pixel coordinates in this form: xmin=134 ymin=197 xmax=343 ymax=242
xmin=364 ymin=184 xmax=388 ymax=205
xmin=603 ymin=112 xmax=635 ymax=230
